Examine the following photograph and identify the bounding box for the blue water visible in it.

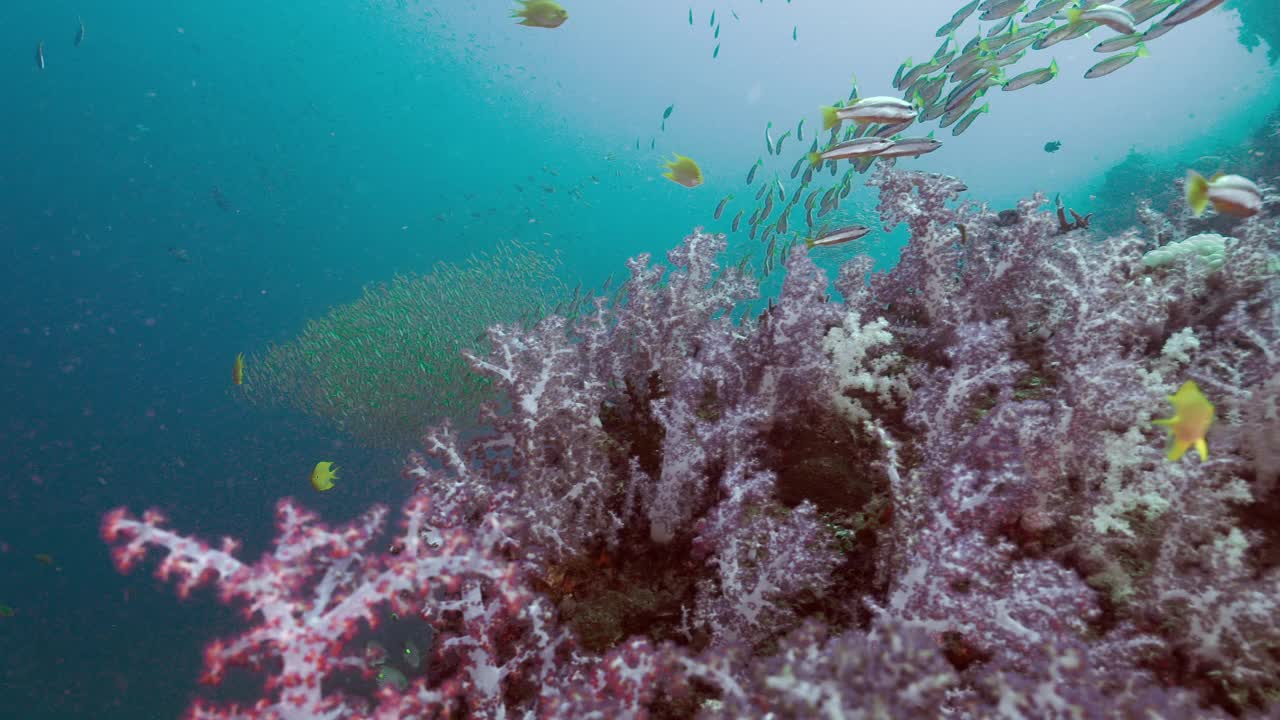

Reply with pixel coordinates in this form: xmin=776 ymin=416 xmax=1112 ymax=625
xmin=0 ymin=1 xmax=1275 ymax=716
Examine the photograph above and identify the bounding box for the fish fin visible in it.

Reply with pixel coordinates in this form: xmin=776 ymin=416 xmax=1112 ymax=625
xmin=1185 ymin=170 xmax=1210 ymax=216
xmin=1066 ymin=8 xmax=1082 ymax=24
xmin=1135 ymin=42 xmax=1149 ymax=57
xmin=1195 ymin=438 xmax=1209 ymax=461
xmin=807 ymin=152 xmax=823 ymax=168
xmin=820 ymin=106 xmax=841 ymax=131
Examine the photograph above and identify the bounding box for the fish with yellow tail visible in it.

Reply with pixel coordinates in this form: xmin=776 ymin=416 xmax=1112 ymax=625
xmin=807 ymin=137 xmax=895 ymax=167
xmin=1066 ymin=4 xmax=1138 ymax=34
xmin=1153 ymin=381 xmax=1214 ymax=461
xmin=310 ymin=461 xmax=339 ymax=492
xmin=1083 ymin=43 xmax=1149 ymax=78
xmin=232 ymin=352 xmax=245 ymax=385
xmin=511 ymin=0 xmax=568 ymax=28
xmin=661 ymin=154 xmax=703 ymax=188
xmin=1184 ymin=170 xmax=1262 ymax=218
xmin=820 ymin=96 xmax=917 ymax=131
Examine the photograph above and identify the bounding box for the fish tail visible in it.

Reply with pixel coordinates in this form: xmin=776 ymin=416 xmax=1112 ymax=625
xmin=807 ymin=152 xmax=823 ymax=168
xmin=1185 ymin=170 xmax=1210 ymax=216
xmin=1135 ymin=42 xmax=1149 ymax=57
xmin=820 ymin=106 xmax=841 ymax=131
xmin=1066 ymin=8 xmax=1082 ymax=24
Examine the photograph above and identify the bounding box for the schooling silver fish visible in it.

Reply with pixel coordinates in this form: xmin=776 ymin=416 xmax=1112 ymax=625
xmin=1158 ymin=0 xmax=1225 ymax=28
xmin=1001 ymin=59 xmax=1059 ymax=91
xmin=75 ymin=16 xmax=85 ymax=47
xmin=1094 ymin=33 xmax=1144 ymax=53
xmin=36 ymin=41 xmax=45 ymax=69
xmin=1084 ymin=42 xmax=1149 ymax=78
xmin=1067 ymin=4 xmax=1137 ymax=34
xmin=806 ymin=225 xmax=871 ymax=249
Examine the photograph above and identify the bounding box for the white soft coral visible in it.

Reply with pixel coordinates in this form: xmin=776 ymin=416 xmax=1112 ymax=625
xmin=823 ymin=310 xmax=910 ymax=433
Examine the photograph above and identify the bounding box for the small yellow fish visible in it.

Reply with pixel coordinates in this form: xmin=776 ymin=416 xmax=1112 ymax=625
xmin=1153 ymin=380 xmax=1215 ymax=461
xmin=662 ymin=154 xmax=704 ymax=188
xmin=232 ymin=352 xmax=245 ymax=385
xmin=310 ymin=461 xmax=339 ymax=492
xmin=511 ymin=0 xmax=568 ymax=28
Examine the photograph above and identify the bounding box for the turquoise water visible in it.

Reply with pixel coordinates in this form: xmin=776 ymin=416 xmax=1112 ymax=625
xmin=0 ymin=1 xmax=1275 ymax=716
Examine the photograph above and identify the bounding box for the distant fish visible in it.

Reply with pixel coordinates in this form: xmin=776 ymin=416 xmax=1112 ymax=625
xmin=710 ymin=9 xmax=715 ymax=27
xmin=746 ymin=158 xmax=761 ymax=185
xmin=211 ymin=186 xmax=232 ymax=212
xmin=731 ymin=210 xmax=743 ymax=232
xmin=663 ymin=104 xmax=674 ymax=119
xmin=75 ymin=17 xmax=85 ymax=47
xmin=36 ymin=41 xmax=45 ymax=70
xmin=233 ymin=352 xmax=245 ymax=385
xmin=650 ymin=137 xmax=656 ymax=149
xmin=689 ymin=8 xmax=693 ymax=25
xmin=1084 ymin=42 xmax=1148 ymax=78
xmin=731 ymin=9 xmax=740 ymax=20
xmin=796 ymin=118 xmax=805 ymax=143
xmin=774 ymin=129 xmax=792 ymax=155
xmin=765 ymin=121 xmax=775 ymax=154
xmin=792 ymin=26 xmax=797 ymax=41
xmin=1044 ymin=140 xmax=1062 ymax=153
xmin=714 ymin=194 xmax=733 ymax=219
xmin=712 ymin=43 xmax=720 ymax=58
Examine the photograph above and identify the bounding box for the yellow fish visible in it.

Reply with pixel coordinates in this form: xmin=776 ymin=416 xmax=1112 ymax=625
xmin=1153 ymin=380 xmax=1215 ymax=461
xmin=662 ymin=154 xmax=704 ymax=188
xmin=232 ymin=352 xmax=245 ymax=385
xmin=310 ymin=461 xmax=338 ymax=492
xmin=512 ymin=0 xmax=568 ymax=28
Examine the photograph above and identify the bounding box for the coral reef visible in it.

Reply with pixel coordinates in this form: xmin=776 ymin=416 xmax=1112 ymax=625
xmin=104 ymin=165 xmax=1279 ymax=717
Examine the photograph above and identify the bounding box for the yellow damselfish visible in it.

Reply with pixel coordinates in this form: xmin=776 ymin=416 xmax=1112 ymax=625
xmin=1153 ymin=380 xmax=1215 ymax=462
xmin=511 ymin=0 xmax=568 ymax=29
xmin=662 ymin=154 xmax=704 ymax=188
xmin=310 ymin=461 xmax=339 ymax=492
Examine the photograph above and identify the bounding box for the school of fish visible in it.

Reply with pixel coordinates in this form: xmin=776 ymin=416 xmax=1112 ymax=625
xmin=695 ymin=0 xmax=1232 ymax=276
